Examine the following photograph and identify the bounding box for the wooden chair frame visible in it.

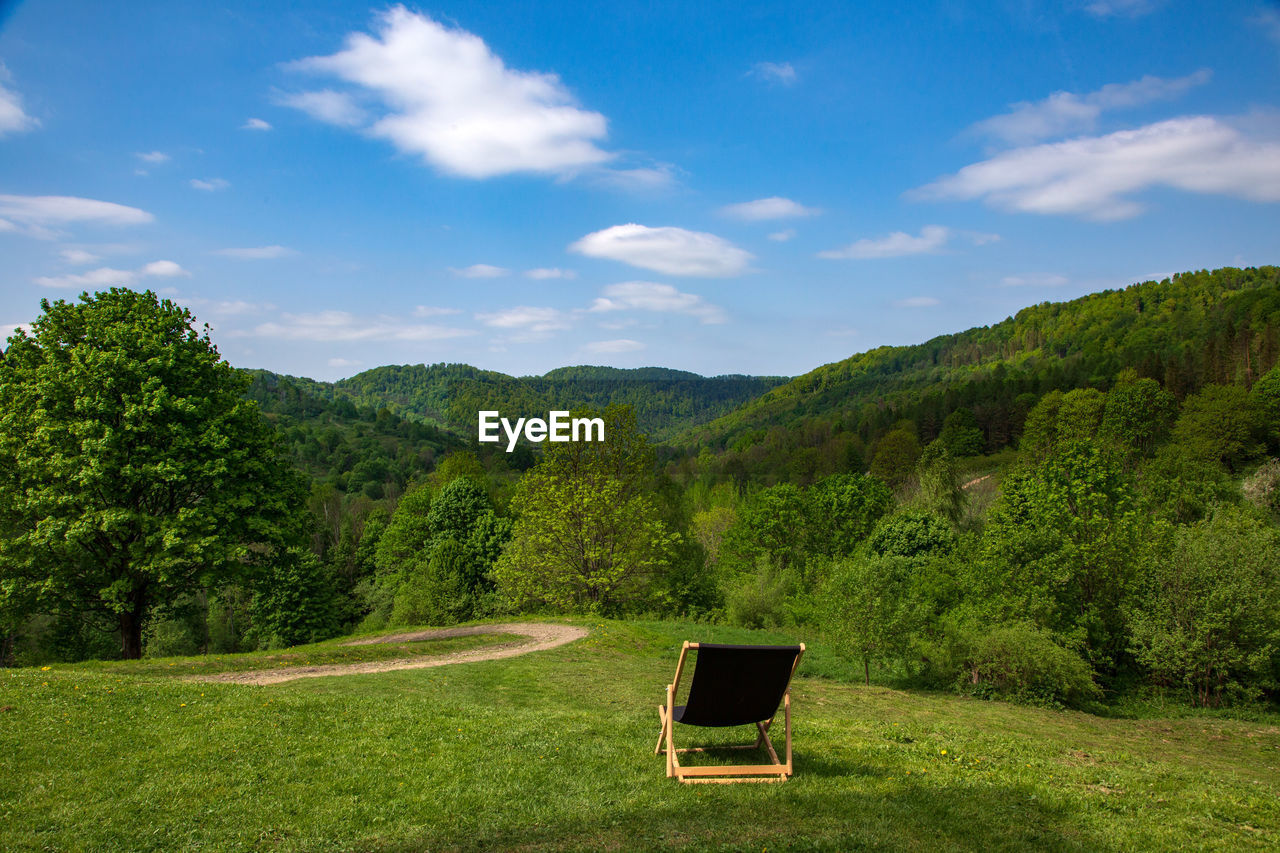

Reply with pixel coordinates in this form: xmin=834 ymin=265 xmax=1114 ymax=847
xmin=655 ymin=641 xmax=805 ymax=783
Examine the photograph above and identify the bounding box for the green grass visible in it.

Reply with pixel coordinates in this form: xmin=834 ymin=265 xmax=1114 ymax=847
xmin=2 ymin=619 xmax=1278 ymax=851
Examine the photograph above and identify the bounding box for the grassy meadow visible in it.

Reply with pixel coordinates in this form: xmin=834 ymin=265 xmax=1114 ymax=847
xmin=2 ymin=619 xmax=1278 ymax=852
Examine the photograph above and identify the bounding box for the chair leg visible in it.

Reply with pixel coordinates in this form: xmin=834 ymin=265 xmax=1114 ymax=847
xmin=655 ymin=705 xmax=668 ymax=755
xmin=665 ymin=685 xmax=677 ymax=778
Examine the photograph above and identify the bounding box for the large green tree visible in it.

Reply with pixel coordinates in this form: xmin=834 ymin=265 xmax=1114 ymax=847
xmin=0 ymin=289 xmax=303 ymax=658
xmin=494 ymin=405 xmax=677 ymax=614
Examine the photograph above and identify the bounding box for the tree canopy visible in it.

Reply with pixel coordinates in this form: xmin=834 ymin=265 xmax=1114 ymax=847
xmin=0 ymin=289 xmax=304 ymax=658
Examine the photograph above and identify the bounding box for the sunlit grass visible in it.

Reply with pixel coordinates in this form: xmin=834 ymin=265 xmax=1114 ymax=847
xmin=2 ymin=618 xmax=1277 ymax=851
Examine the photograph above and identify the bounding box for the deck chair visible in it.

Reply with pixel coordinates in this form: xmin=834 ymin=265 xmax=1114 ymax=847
xmin=655 ymin=641 xmax=805 ymax=783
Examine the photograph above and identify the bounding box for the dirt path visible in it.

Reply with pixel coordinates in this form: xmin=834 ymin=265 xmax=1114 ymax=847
xmin=962 ymin=473 xmax=993 ymax=490
xmin=192 ymin=622 xmax=588 ymax=686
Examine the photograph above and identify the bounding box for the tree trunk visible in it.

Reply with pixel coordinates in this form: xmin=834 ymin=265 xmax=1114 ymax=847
xmin=864 ymin=657 xmax=871 ymax=686
xmin=120 ymin=610 xmax=143 ymax=659
xmin=119 ymin=588 xmax=148 ymax=660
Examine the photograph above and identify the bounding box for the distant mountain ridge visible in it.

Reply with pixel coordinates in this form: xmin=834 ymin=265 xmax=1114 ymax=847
xmin=246 ymin=363 xmax=790 ymax=442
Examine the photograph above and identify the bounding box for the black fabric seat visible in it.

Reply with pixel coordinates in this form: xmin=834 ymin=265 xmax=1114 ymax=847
xmin=673 ymin=644 xmax=803 ymax=727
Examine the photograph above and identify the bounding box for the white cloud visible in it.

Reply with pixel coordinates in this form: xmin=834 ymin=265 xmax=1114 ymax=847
xmin=451 ymin=263 xmax=509 ymax=279
xmin=588 ymin=281 xmax=727 ymax=324
xmin=1083 ymin=0 xmax=1160 ymax=18
xmin=60 ymin=248 xmax=100 ymax=265
xmin=242 ymin=117 xmax=273 ymax=131
xmin=214 ymin=245 xmax=296 ymax=259
xmin=1000 ymin=273 xmax=1070 ymax=287
xmin=750 ymin=61 xmax=797 ymax=85
xmin=286 ymin=6 xmax=611 ymax=179
xmin=0 ymin=194 xmax=153 ymax=238
xmin=34 ymin=267 xmax=138 ymax=289
xmin=276 ymin=89 xmax=367 ymax=127
xmin=136 ymin=151 xmax=170 ymax=164
xmin=0 ymin=67 xmax=37 ymax=137
xmin=328 ymin=357 xmax=362 ymax=367
xmin=475 ymin=306 xmax=569 ymax=331
xmin=894 ymin=296 xmax=940 ymax=308
xmin=190 ymin=178 xmax=230 ymax=192
xmin=970 ymin=70 xmax=1211 ymax=145
xmin=584 ymin=339 xmax=644 ymax=354
xmin=819 ymin=225 xmax=953 ymax=259
xmin=35 ymin=258 xmax=190 ymax=289
xmin=525 ymin=267 xmax=577 ymax=280
xmin=914 ymin=116 xmax=1280 ymax=220
xmin=253 ymin=310 xmax=475 ymax=342
xmin=140 ymin=260 xmax=189 ymax=278
xmin=475 ymin=305 xmax=570 ymax=343
xmin=719 ymin=196 xmax=819 ymax=221
xmin=768 ymin=229 xmax=796 ymax=242
xmin=412 ymin=305 xmax=461 ymax=318
xmin=569 ymin=224 xmax=752 ymax=277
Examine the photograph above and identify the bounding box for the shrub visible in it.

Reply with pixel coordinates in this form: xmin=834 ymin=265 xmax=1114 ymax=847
xmin=956 ymin=622 xmax=1100 ymax=707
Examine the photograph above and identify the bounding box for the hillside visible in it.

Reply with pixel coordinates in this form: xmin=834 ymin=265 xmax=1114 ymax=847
xmin=674 ymin=266 xmax=1280 ymax=476
xmin=244 ymin=369 xmax=467 ymax=498
xmin=260 ymin=363 xmax=790 ymax=442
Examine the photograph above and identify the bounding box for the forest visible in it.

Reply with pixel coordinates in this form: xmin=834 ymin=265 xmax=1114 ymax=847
xmin=2 ymin=266 xmax=1279 ymax=711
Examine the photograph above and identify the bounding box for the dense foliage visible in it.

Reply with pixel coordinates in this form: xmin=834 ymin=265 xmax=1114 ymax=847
xmin=5 ymin=268 xmax=1280 ymax=714
xmin=676 ymin=266 xmax=1280 ymax=488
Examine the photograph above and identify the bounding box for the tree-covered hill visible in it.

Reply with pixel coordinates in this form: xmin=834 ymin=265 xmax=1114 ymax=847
xmin=261 ymin=362 xmax=789 ymax=441
xmin=244 ymin=370 xmax=467 ymax=499
xmin=672 ymin=266 xmax=1280 ymax=483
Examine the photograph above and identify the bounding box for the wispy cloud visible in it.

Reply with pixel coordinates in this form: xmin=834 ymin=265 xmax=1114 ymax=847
xmin=0 ymin=194 xmax=154 ymax=239
xmin=750 ymin=61 xmax=797 ymax=85
xmin=1000 ymin=273 xmax=1070 ymax=287
xmin=275 ymin=89 xmax=367 ymax=127
xmin=475 ymin=305 xmax=571 ymax=343
xmin=214 ymin=245 xmax=296 ymax=259
xmin=768 ymin=229 xmax=796 ymax=242
xmin=34 ymin=258 xmax=187 ymax=289
xmin=588 ymin=281 xmax=726 ymax=324
xmin=584 ymin=339 xmax=644 ymax=354
xmin=525 ymin=267 xmax=577 ymax=280
xmin=284 ymin=6 xmax=612 ymax=179
xmin=1083 ymin=0 xmax=1161 ymax=18
xmin=819 ymin=225 xmax=998 ymax=259
xmin=719 ymin=196 xmax=819 ymax=221
xmin=242 ymin=117 xmax=273 ymax=131
xmin=969 ymin=70 xmax=1211 ymax=146
xmin=588 ymin=163 xmax=678 ymax=192
xmin=412 ymin=305 xmax=462 ymax=318
xmin=60 ymin=248 xmax=101 ymax=265
xmin=914 ymin=116 xmax=1280 ymax=220
xmin=252 ymin=310 xmax=475 ymax=342
xmin=894 ymin=296 xmax=940 ymax=308
xmin=0 ymin=66 xmax=38 ymax=137
xmin=139 ymin=260 xmax=190 ymax=277
xmin=451 ymin=263 xmax=509 ymax=279
xmin=190 ymin=178 xmax=230 ymax=192
xmin=328 ymin=357 xmax=362 ymax=367
xmin=136 ymin=150 xmax=170 ymax=164
xmin=570 ymin=224 xmax=752 ymax=277
xmin=1255 ymin=9 xmax=1280 ymax=46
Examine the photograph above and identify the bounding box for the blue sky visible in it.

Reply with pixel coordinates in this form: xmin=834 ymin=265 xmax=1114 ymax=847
xmin=2 ymin=0 xmax=1279 ymax=381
